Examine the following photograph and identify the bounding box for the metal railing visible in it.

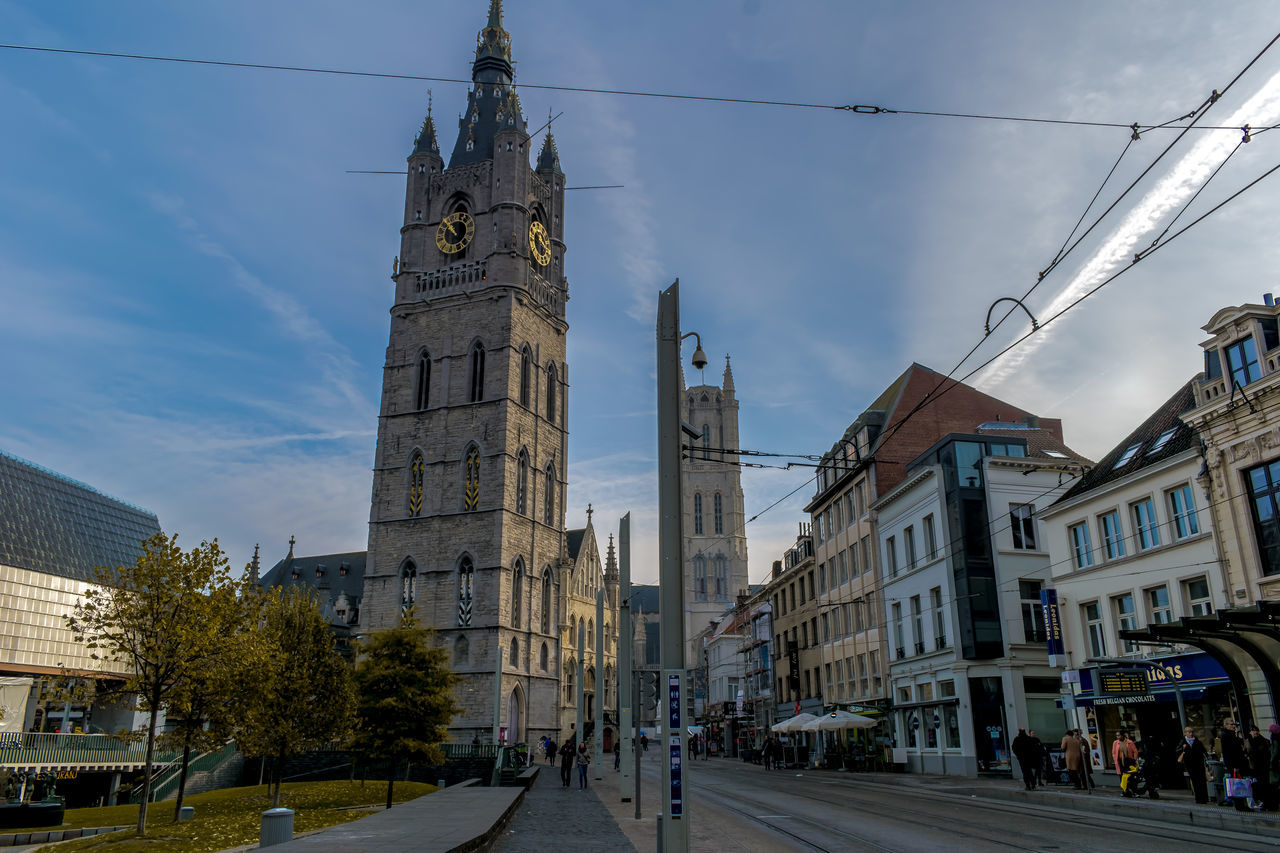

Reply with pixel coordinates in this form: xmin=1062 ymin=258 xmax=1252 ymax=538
xmin=0 ymin=732 xmax=180 ymax=771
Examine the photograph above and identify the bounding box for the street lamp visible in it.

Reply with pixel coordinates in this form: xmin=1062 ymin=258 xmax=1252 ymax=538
xmin=656 ymin=280 xmax=701 ymax=853
xmin=1085 ymin=656 xmax=1187 ymax=732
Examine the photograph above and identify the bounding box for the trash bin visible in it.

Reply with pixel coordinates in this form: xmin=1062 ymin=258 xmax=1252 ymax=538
xmin=178 ymin=806 xmax=194 ymax=822
xmin=260 ymin=807 xmax=295 ymax=848
xmin=1206 ymin=758 xmax=1224 ymax=803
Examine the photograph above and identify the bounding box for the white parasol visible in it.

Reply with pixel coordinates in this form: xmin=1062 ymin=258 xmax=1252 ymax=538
xmin=800 ymin=710 xmax=877 ymax=731
xmin=770 ymin=713 xmax=817 ymax=733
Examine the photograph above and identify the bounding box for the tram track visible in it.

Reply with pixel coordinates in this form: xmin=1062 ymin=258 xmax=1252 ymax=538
xmin=685 ymin=764 xmax=1280 ymax=852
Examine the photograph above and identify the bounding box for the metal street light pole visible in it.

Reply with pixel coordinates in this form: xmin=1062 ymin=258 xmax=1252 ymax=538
xmin=619 ymin=512 xmax=635 ymax=801
xmin=595 ymin=588 xmax=605 ymax=778
xmin=657 ymin=279 xmax=703 ymax=853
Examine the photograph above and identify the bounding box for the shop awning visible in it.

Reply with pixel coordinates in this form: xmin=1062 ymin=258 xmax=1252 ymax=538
xmin=1120 ymin=601 xmax=1280 ymax=727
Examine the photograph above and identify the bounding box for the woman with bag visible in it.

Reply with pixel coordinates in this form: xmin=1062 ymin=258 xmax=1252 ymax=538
xmin=1176 ymin=726 xmax=1209 ymax=804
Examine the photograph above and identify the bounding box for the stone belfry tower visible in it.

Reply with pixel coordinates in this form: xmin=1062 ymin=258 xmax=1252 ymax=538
xmin=365 ymin=0 xmax=570 ymax=745
xmin=682 ymin=356 xmax=749 ymax=663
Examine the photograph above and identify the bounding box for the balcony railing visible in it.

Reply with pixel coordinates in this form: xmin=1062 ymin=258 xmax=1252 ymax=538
xmin=0 ymin=732 xmax=181 ymax=771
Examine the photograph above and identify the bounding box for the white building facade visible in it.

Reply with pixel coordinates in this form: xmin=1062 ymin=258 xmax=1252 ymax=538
xmin=876 ymin=427 xmax=1084 ymax=775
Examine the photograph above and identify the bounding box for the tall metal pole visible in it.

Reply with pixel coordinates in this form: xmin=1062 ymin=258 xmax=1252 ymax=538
xmin=656 ymin=280 xmax=690 ymax=853
xmin=619 ymin=512 xmax=635 ymax=801
xmin=595 ymin=589 xmax=605 ymax=778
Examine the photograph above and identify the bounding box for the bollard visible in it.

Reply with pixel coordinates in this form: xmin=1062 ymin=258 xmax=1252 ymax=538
xmin=437 ymin=779 xmax=446 ymax=789
xmin=260 ymin=807 xmax=295 ymax=848
xmin=178 ymin=806 xmax=194 ymax=822
xmin=657 ymin=813 xmax=663 ymax=853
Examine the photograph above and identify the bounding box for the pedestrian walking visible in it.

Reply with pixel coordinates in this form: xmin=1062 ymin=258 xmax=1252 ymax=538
xmin=1176 ymin=726 xmax=1209 ymax=804
xmin=1060 ymin=729 xmax=1085 ymax=790
xmin=613 ymin=739 xmax=620 ymax=771
xmin=763 ymin=736 xmax=775 ymax=770
xmin=1028 ymin=730 xmax=1046 ymax=789
xmin=1247 ymin=723 xmax=1270 ymax=808
xmin=1111 ymin=731 xmax=1138 ymax=777
xmin=1267 ymin=723 xmax=1280 ymax=812
xmin=545 ymin=738 xmax=557 ymax=765
xmin=576 ymin=742 xmax=590 ymax=789
xmin=558 ymin=738 xmax=575 ymax=788
xmin=1013 ymin=728 xmax=1036 ymax=790
xmin=1077 ymin=730 xmax=1097 ymax=792
xmin=1219 ymin=719 xmax=1246 ymax=807
xmin=640 ymin=733 xmax=649 ymax=752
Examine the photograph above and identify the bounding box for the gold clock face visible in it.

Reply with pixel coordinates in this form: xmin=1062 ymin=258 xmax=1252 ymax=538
xmin=436 ymin=211 xmax=475 ymax=254
xmin=529 ymin=220 xmax=552 ymax=267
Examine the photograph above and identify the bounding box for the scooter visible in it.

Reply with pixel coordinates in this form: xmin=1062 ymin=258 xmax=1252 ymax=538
xmin=1119 ymin=758 xmax=1160 ymax=799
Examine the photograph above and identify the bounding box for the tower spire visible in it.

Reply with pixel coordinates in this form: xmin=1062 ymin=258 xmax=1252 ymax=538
xmin=413 ymin=90 xmax=440 ymax=157
xmin=450 ymin=1 xmax=522 ymax=168
xmin=250 ymin=543 xmax=261 ymax=585
xmin=723 ymin=354 xmax=735 ymax=394
xmin=537 ymin=109 xmax=564 ymax=175
xmin=473 ymin=0 xmax=513 ymax=81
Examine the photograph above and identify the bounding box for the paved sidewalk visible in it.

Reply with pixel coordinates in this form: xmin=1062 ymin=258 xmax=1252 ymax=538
xmin=494 ymin=760 xmax=636 ymax=853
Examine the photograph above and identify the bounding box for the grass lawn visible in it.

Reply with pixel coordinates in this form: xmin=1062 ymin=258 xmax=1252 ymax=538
xmin=27 ymin=779 xmax=437 ymax=852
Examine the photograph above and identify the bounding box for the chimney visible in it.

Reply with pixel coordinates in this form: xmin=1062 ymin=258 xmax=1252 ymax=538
xmin=1025 ymin=415 xmax=1040 ymax=428
xmin=1265 ymin=292 xmax=1275 ymax=307
xmin=772 ymin=559 xmax=782 ymax=580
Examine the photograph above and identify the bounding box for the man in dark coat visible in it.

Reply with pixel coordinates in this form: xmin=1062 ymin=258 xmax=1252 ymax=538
xmin=559 ymin=735 xmax=576 ymax=787
xmin=1246 ymin=724 xmax=1271 ymax=808
xmin=1028 ymin=730 xmax=1046 ymax=789
xmin=1012 ymin=728 xmax=1036 ymax=790
xmin=1219 ymin=719 xmax=1247 ymax=807
xmin=1176 ymin=726 xmax=1209 ymax=804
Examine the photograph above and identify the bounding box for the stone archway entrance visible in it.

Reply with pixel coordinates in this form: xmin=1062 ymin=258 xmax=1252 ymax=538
xmin=506 ymin=684 xmax=523 ymax=745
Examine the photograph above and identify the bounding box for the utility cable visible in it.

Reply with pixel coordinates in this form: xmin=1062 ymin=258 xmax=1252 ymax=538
xmin=871 ymin=30 xmax=1280 ymax=457
xmin=5 ymin=41 xmax=1280 ymax=131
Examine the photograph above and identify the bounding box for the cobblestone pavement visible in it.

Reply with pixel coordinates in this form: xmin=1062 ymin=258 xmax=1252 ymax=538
xmin=494 ymin=763 xmax=637 ymax=853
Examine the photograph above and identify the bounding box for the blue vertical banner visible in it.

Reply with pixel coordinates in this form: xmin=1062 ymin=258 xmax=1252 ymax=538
xmin=1041 ymin=588 xmax=1065 ymax=667
xmin=668 ymin=673 xmax=683 ymax=817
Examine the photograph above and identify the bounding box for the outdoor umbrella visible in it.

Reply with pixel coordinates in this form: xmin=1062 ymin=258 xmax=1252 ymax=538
xmin=770 ymin=713 xmax=816 ymax=733
xmin=801 ymin=710 xmax=877 ymax=732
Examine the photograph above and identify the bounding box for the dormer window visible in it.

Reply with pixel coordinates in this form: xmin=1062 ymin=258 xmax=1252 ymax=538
xmin=1113 ymin=443 xmax=1142 ymax=470
xmin=1148 ymin=428 xmax=1178 ymax=455
xmin=1225 ymin=336 xmax=1261 ymax=388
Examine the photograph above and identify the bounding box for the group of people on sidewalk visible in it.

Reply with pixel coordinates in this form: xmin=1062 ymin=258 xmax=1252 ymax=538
xmin=539 ymin=735 xmax=592 ymax=790
xmin=1013 ymin=719 xmax=1280 ymax=811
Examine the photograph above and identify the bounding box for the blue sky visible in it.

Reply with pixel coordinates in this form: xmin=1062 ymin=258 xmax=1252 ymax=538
xmin=3 ymin=1 xmax=1280 ymax=585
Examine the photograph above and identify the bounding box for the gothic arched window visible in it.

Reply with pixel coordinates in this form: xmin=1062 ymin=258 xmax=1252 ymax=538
xmin=408 ymin=451 xmax=424 ymax=518
xmin=693 ymin=554 xmax=707 ymax=601
xmin=516 ymin=449 xmax=529 ymax=515
xmin=463 ymin=445 xmax=480 ymax=511
xmin=587 ymin=618 xmax=594 ymax=650
xmin=543 ymin=463 xmax=556 ymax=526
xmin=714 ymin=492 xmax=724 ymax=535
xmin=453 ymin=634 xmax=469 ymax=666
xmin=415 ymin=351 xmax=431 ymax=410
xmin=519 ymin=346 xmax=533 ymax=407
xmin=511 ymin=558 xmax=524 ymax=628
xmin=457 ymin=555 xmax=474 ymax=626
xmin=701 ymin=424 xmax=711 ymax=460
xmin=714 ymin=553 xmax=727 ymax=601
xmin=540 ymin=641 xmax=549 ymax=670
xmin=469 ymin=342 xmax=486 ymax=402
xmin=565 ymin=665 xmax=575 ymax=703
xmin=509 ymin=638 xmax=519 ymax=667
xmin=693 ymin=493 xmax=703 ymax=535
xmin=569 ymin=621 xmax=576 ymax=647
xmin=400 ymin=560 xmax=417 ymax=613
xmin=546 ymin=362 xmax=558 ymax=423
xmin=578 ymin=617 xmax=585 ymax=649
xmin=541 ymin=565 xmax=553 ymax=634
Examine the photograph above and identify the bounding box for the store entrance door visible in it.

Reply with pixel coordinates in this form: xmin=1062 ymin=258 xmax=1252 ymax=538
xmin=969 ymin=676 xmax=1011 ymax=775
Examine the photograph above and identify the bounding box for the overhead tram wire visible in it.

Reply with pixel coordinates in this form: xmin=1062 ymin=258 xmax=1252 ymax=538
xmin=868 ymin=30 xmax=1280 ymax=458
xmin=5 ymin=42 xmax=1280 ymax=132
